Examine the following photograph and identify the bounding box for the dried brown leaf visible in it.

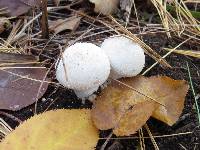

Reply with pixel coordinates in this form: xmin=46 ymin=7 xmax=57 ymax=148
xmin=0 ymin=0 xmax=40 ymax=17
xmin=0 ymin=109 xmax=99 ymax=150
xmin=89 ymin=0 xmax=119 ymax=15
xmin=0 ymin=67 xmax=49 ymax=111
xmin=150 ymin=76 xmax=189 ymax=125
xmin=0 ymin=52 xmax=38 ymax=63
xmin=0 ymin=18 xmax=11 ymax=34
xmin=52 ymin=0 xmax=61 ymax=6
xmin=92 ymin=95 xmax=117 ymax=130
xmin=120 ymin=0 xmax=133 ymax=23
xmin=114 ymin=76 xmax=189 ymax=126
xmin=49 ymin=16 xmax=81 ymax=34
xmin=92 ymin=76 xmax=189 ymax=136
xmin=113 ymin=101 xmax=155 ymax=136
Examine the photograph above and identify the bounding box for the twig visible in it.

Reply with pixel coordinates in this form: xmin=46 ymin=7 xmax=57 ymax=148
xmin=144 ymin=124 xmax=159 ymax=150
xmin=14 ymin=6 xmax=70 ymax=40
xmin=139 ymin=128 xmax=145 ymax=150
xmin=34 ymin=62 xmax=55 ymax=114
xmin=0 ymin=111 xmax=22 ymax=124
xmin=100 ymin=132 xmax=113 ymax=150
xmin=41 ymin=0 xmax=49 ymax=38
xmin=99 ymin=131 xmax=192 ymax=139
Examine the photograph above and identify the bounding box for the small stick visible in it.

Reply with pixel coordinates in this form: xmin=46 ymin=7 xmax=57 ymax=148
xmin=100 ymin=131 xmax=113 ymax=150
xmin=144 ymin=124 xmax=159 ymax=150
xmin=41 ymin=0 xmax=49 ymax=39
xmin=0 ymin=111 xmax=22 ymax=124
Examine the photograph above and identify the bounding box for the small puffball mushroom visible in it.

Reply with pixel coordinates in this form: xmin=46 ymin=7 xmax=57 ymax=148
xmin=101 ymin=36 xmax=145 ymax=79
xmin=89 ymin=0 xmax=119 ymax=15
xmin=56 ymin=43 xmax=110 ymax=98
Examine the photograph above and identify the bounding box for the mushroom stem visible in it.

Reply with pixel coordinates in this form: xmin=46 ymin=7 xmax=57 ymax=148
xmin=74 ymin=86 xmax=99 ymax=99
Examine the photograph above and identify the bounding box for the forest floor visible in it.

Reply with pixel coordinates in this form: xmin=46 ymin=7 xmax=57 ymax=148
xmin=0 ymin=0 xmax=200 ymax=149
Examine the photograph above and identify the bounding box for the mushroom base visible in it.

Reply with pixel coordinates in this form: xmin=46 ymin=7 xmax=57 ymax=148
xmin=74 ymin=86 xmax=99 ymax=99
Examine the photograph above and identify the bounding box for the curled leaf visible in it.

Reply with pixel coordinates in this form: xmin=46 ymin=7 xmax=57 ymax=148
xmin=92 ymin=76 xmax=189 ymax=136
xmin=150 ymin=76 xmax=189 ymax=125
xmin=49 ymin=16 xmax=81 ymax=34
xmin=119 ymin=76 xmax=189 ymax=126
xmin=0 ymin=109 xmax=99 ymax=150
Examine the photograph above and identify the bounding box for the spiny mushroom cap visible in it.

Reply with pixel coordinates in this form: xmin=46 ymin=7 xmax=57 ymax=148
xmin=56 ymin=42 xmax=110 ymax=91
xmin=101 ymin=36 xmax=145 ymax=79
xmin=89 ymin=0 xmax=119 ymax=15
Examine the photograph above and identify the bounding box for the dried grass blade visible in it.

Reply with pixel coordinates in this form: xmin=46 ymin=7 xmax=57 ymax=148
xmin=164 ymin=48 xmax=200 ymax=58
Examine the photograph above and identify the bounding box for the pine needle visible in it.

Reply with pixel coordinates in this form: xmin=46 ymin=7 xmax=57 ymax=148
xmin=164 ymin=48 xmax=200 ymax=58
xmin=186 ymin=62 xmax=200 ymax=125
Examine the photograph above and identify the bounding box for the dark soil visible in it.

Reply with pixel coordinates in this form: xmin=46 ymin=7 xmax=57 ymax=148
xmin=0 ymin=1 xmax=200 ymax=150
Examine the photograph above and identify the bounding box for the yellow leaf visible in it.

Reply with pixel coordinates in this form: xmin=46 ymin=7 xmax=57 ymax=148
xmin=92 ymin=76 xmax=189 ymax=136
xmin=0 ymin=109 xmax=99 ymax=150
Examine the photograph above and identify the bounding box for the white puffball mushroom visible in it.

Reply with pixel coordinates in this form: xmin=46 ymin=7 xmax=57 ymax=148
xmin=89 ymin=0 xmax=119 ymax=15
xmin=101 ymin=36 xmax=145 ymax=79
xmin=56 ymin=43 xmax=110 ymax=98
